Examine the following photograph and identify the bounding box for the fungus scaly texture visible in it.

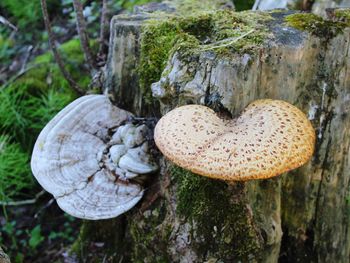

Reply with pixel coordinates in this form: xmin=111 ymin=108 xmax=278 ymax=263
xmin=155 ymin=100 xmax=315 ymax=181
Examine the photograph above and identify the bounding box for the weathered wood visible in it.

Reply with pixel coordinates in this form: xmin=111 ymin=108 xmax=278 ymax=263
xmin=253 ymin=0 xmax=350 ymax=15
xmin=0 ymin=247 xmax=10 ymax=263
xmin=77 ymin=4 xmax=350 ymax=263
xmin=313 ymin=0 xmax=350 ymax=15
xmin=104 ymin=0 xmax=234 ymax=115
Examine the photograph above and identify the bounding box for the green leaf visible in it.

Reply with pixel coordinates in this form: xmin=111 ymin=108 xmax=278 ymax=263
xmin=28 ymin=225 xmax=44 ymax=249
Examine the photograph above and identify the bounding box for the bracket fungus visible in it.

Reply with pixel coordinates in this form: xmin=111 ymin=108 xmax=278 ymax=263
xmin=154 ymin=99 xmax=315 ymax=181
xmin=31 ymin=95 xmax=158 ymax=220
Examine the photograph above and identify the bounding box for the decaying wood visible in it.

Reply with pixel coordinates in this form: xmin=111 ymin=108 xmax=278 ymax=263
xmin=0 ymin=246 xmax=10 ymax=263
xmin=77 ymin=1 xmax=350 ymax=262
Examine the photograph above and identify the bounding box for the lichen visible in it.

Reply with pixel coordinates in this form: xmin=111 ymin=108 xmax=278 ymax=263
xmin=139 ymin=10 xmax=272 ymax=103
xmin=171 ymin=165 xmax=261 ymax=261
xmin=285 ymin=13 xmax=349 ymax=39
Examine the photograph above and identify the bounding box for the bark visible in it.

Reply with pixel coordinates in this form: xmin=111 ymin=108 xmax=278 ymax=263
xmin=0 ymin=247 xmax=10 ymax=263
xmin=73 ymin=2 xmax=350 ymax=263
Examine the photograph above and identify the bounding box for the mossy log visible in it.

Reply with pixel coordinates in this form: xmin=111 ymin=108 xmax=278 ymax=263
xmin=75 ymin=3 xmax=350 ymax=263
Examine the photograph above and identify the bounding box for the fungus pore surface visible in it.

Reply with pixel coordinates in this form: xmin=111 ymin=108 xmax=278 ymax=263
xmin=154 ymin=99 xmax=315 ymax=181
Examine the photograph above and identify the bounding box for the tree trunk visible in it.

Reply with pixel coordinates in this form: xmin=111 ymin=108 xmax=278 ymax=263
xmin=72 ymin=2 xmax=350 ymax=262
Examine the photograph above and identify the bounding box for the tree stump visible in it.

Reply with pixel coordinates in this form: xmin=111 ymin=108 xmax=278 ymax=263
xmin=74 ymin=3 xmax=350 ymax=263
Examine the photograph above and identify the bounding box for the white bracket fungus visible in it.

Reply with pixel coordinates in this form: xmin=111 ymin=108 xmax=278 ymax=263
xmin=31 ymin=95 xmax=158 ymax=220
xmin=154 ymin=99 xmax=315 ymax=181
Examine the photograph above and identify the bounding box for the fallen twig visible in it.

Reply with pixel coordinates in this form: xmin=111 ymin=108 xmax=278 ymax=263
xmin=20 ymin=45 xmax=34 ymax=74
xmin=0 ymin=15 xmax=17 ymax=31
xmin=41 ymin=0 xmax=85 ymax=95
xmin=200 ymin=29 xmax=255 ymax=51
xmin=0 ymin=190 xmax=46 ymax=206
xmin=1 ymin=64 xmax=43 ymax=90
xmin=34 ymin=198 xmax=55 ymax=218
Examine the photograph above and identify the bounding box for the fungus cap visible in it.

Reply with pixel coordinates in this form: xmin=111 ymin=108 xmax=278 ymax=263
xmin=31 ymin=95 xmax=156 ymax=220
xmin=154 ymin=99 xmax=315 ymax=181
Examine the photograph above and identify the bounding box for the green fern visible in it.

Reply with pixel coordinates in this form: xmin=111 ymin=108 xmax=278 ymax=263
xmin=0 ymin=85 xmax=28 ymax=139
xmin=0 ymin=135 xmax=34 ymax=202
xmin=24 ymin=89 xmax=73 ymax=132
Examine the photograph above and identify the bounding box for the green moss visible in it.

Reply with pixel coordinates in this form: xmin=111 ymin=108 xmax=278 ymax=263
xmin=0 ymin=135 xmax=33 ymax=201
xmin=334 ymin=9 xmax=350 ymax=26
xmin=285 ymin=13 xmax=349 ymax=39
xmin=172 ymin=0 xmax=228 ymax=14
xmin=139 ymin=10 xmax=272 ymax=104
xmin=33 ymin=39 xmax=93 ymax=89
xmin=139 ymin=21 xmax=182 ymax=104
xmin=70 ymin=219 xmax=125 ymax=262
xmin=128 ymin=201 xmax=171 ymax=262
xmin=172 ymin=166 xmax=261 ymax=261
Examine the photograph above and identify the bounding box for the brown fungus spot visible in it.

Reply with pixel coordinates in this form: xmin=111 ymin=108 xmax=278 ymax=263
xmin=154 ymin=99 xmax=315 ymax=181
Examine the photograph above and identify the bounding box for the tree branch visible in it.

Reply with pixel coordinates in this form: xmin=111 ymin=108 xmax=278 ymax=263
xmin=72 ymin=0 xmax=97 ymax=73
xmin=0 ymin=15 xmax=18 ymax=31
xmin=97 ymin=0 xmax=109 ymax=66
xmin=40 ymin=0 xmax=85 ymax=95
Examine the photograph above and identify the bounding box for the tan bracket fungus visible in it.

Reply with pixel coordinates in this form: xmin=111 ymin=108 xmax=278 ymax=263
xmin=31 ymin=95 xmax=158 ymax=220
xmin=154 ymin=99 xmax=315 ymax=181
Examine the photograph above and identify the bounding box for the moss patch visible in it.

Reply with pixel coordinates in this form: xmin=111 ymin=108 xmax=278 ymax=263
xmin=334 ymin=9 xmax=350 ymax=26
xmin=33 ymin=38 xmax=93 ymax=89
xmin=172 ymin=0 xmax=229 ymax=13
xmin=139 ymin=10 xmax=272 ymax=103
xmin=285 ymin=13 xmax=349 ymax=39
xmin=128 ymin=201 xmax=171 ymax=263
xmin=70 ymin=218 xmax=126 ymax=262
xmin=172 ymin=166 xmax=261 ymax=261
